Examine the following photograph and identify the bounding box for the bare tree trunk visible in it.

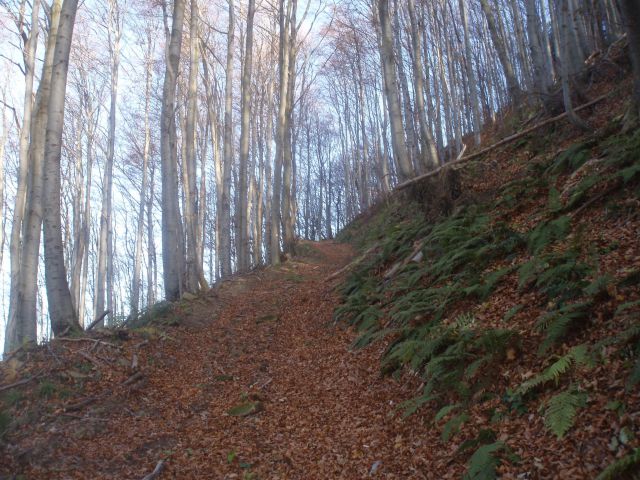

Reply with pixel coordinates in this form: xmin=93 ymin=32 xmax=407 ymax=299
xmin=0 ymin=97 xmax=6 ymax=273
xmin=183 ymin=0 xmax=207 ymax=290
xmin=282 ymin=0 xmax=297 ymax=256
xmin=480 ymin=0 xmax=521 ymax=103
xmin=459 ymin=0 xmax=482 ymax=145
xmin=553 ymin=0 xmax=589 ymax=130
xmin=95 ymin=0 xmax=121 ymax=325
xmin=220 ymin=0 xmax=234 ymax=276
xmin=131 ymin=29 xmax=154 ymax=317
xmin=202 ymin=54 xmax=223 ymax=280
xmin=147 ymin=156 xmax=156 ymax=306
xmin=377 ymin=0 xmax=413 ymax=181
xmin=160 ymin=0 xmax=186 ymax=301
xmin=525 ymin=0 xmax=550 ymax=106
xmin=264 ymin=73 xmax=274 ymax=264
xmin=407 ymin=0 xmax=439 ymax=166
xmin=619 ymin=0 xmax=640 ymax=125
xmin=271 ymin=0 xmax=291 ymax=265
xmin=42 ymin=0 xmax=81 ymax=336
xmin=237 ymin=0 xmax=256 ymax=272
xmin=6 ymin=0 xmax=41 ymax=351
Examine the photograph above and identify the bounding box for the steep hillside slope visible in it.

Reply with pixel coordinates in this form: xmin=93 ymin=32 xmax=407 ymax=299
xmin=334 ymin=90 xmax=640 ymax=478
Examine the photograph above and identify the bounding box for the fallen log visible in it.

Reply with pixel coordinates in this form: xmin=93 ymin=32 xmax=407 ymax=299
xmin=396 ymin=92 xmax=613 ymax=191
xmin=326 ymin=243 xmax=379 ymax=282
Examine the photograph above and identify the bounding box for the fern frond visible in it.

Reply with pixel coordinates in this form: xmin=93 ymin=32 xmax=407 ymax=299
xmin=596 ymin=448 xmax=640 ymax=480
xmin=463 ymin=442 xmax=505 ymax=480
xmin=536 ymin=302 xmax=591 ymax=354
xmin=518 ymin=345 xmax=591 ymax=395
xmin=434 ymin=403 xmax=460 ymax=422
xmin=544 ymin=387 xmax=587 ymax=438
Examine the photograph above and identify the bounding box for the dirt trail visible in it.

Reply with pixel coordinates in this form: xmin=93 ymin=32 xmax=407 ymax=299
xmin=3 ymin=241 xmax=444 ymax=479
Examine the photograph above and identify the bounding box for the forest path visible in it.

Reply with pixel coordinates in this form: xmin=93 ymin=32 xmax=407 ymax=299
xmin=3 ymin=240 xmax=441 ymax=479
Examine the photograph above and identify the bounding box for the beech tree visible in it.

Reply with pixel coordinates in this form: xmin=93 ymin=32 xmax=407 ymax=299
xmin=42 ymin=0 xmax=82 ymax=336
xmin=160 ymin=0 xmax=186 ymax=302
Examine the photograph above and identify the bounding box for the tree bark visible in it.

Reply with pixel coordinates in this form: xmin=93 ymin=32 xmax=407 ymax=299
xmin=132 ymin=29 xmax=154 ymax=317
xmin=220 ymin=0 xmax=235 ymax=276
xmin=6 ymin=0 xmax=41 ymax=351
xmin=237 ymin=0 xmax=256 ymax=272
xmin=377 ymin=0 xmax=413 ymax=181
xmin=183 ymin=0 xmax=208 ymax=290
xmin=42 ymin=0 xmax=82 ymax=336
xmin=271 ymin=0 xmax=291 ymax=265
xmin=160 ymin=0 xmax=186 ymax=301
xmin=479 ymin=0 xmax=521 ymax=103
xmin=95 ymin=0 xmax=121 ymax=326
xmin=619 ymin=0 xmax=640 ymax=124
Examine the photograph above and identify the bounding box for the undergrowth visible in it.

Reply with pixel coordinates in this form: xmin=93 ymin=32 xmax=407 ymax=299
xmin=335 ymin=129 xmax=640 ymax=478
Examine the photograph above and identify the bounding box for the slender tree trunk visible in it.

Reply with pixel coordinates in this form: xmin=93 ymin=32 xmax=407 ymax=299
xmin=147 ymin=156 xmax=156 ymax=306
xmin=480 ymin=0 xmax=521 ymax=103
xmin=619 ymin=0 xmax=640 ymax=124
xmin=271 ymin=0 xmax=291 ymax=265
xmin=377 ymin=0 xmax=413 ymax=180
xmin=0 ymin=98 xmax=6 ymax=273
xmin=525 ymin=0 xmax=550 ymax=106
xmin=95 ymin=0 xmax=121 ymax=325
xmin=459 ymin=0 xmax=482 ymax=145
xmin=42 ymin=0 xmax=82 ymax=336
xmin=160 ymin=0 xmax=186 ymax=301
xmin=6 ymin=0 xmax=41 ymax=351
xmin=237 ymin=0 xmax=256 ymax=272
xmin=183 ymin=0 xmax=207 ymax=290
xmin=282 ymin=0 xmax=297 ymax=256
xmin=220 ymin=0 xmax=234 ymax=276
xmin=131 ymin=32 xmax=154 ymax=317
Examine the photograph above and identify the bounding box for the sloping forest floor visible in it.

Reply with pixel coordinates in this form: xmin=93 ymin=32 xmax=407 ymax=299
xmin=2 ymin=53 xmax=640 ymax=479
xmin=1 ymin=240 xmax=454 ymax=479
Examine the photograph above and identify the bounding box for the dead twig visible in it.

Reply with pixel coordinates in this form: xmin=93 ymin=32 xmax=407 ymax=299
xmin=141 ymin=460 xmax=165 ymax=480
xmin=0 ymin=374 xmax=40 ymax=393
xmin=64 ymin=396 xmax=100 ymax=412
xmin=55 ymin=337 xmax=122 ymax=350
xmin=77 ymin=350 xmax=104 ymax=369
xmin=123 ymin=371 xmax=145 ymax=386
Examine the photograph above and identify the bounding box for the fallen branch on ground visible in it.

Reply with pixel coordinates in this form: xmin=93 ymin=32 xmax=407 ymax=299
xmin=0 ymin=374 xmax=40 ymax=393
xmin=55 ymin=337 xmax=122 ymax=349
xmin=325 ymin=243 xmax=379 ymax=282
xmin=396 ymin=92 xmax=613 ymax=191
xmin=383 ymin=239 xmax=426 ymax=280
xmin=141 ymin=460 xmax=165 ymax=480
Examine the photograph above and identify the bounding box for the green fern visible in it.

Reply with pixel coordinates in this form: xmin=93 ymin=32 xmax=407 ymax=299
xmin=518 ymin=345 xmax=591 ymax=395
xmin=547 ymin=142 xmax=592 ymax=175
xmin=536 ymin=302 xmax=592 ymax=354
xmin=441 ymin=411 xmax=469 ymax=442
xmin=434 ymin=403 xmax=460 ymax=422
xmin=544 ymin=387 xmax=587 ymax=438
xmin=527 ymin=216 xmax=571 ymax=254
xmin=463 ymin=442 xmax=506 ymax=480
xmin=596 ymin=448 xmax=640 ymax=480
